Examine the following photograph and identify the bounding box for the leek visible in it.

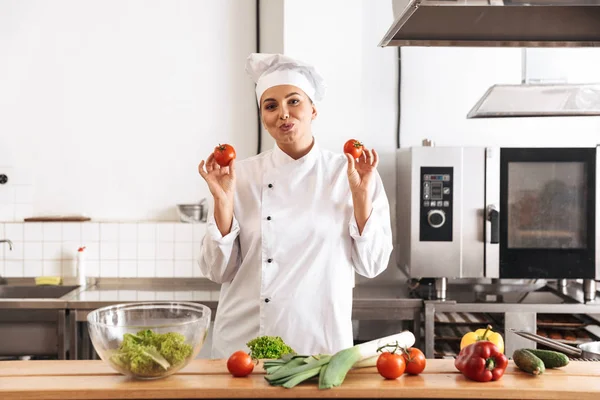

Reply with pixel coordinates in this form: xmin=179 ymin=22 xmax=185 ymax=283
xmin=262 ymin=330 xmax=416 ymax=390
xmin=319 ymin=331 xmax=415 ymax=389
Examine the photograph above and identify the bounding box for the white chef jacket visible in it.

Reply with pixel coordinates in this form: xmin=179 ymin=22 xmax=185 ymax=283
xmin=198 ymin=140 xmax=393 ymax=359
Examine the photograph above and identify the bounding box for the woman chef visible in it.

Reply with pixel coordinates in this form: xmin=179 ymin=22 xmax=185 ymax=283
xmin=197 ymin=53 xmax=393 ymax=359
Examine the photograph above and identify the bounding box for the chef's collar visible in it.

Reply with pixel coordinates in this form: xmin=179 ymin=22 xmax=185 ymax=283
xmin=271 ymin=138 xmax=320 ymax=168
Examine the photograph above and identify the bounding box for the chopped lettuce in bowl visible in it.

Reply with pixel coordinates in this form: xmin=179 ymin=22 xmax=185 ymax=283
xmin=109 ymin=329 xmax=194 ymax=378
xmin=87 ymin=302 xmax=210 ymax=379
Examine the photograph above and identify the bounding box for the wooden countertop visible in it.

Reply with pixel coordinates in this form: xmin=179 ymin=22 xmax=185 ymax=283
xmin=1 ymin=358 xmax=599 ymax=399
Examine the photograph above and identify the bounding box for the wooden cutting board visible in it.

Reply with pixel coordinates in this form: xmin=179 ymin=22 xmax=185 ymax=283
xmin=24 ymin=216 xmax=91 ymax=222
xmin=1 ymin=359 xmax=600 ymax=399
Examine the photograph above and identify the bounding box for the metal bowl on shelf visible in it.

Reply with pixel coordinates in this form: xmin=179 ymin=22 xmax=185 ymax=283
xmin=87 ymin=302 xmax=211 ymax=379
xmin=177 ymin=199 xmax=207 ymax=223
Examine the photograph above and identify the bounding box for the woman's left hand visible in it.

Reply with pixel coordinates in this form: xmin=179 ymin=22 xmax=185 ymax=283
xmin=345 ymin=148 xmax=379 ymax=195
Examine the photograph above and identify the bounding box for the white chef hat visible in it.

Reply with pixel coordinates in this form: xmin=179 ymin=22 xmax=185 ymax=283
xmin=245 ymin=53 xmax=327 ymax=104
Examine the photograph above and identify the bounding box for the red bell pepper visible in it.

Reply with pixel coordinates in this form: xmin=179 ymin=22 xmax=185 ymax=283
xmin=454 ymin=341 xmax=508 ymax=382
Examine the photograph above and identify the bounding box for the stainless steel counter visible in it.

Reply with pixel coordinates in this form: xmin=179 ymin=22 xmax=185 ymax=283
xmin=0 ymin=278 xmax=423 ymax=360
xmin=0 ymin=278 xmax=422 ymax=317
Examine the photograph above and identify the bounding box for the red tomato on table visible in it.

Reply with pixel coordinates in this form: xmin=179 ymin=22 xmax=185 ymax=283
xmin=227 ymin=351 xmax=254 ymax=377
xmin=402 ymin=347 xmax=426 ymax=375
xmin=376 ymin=352 xmax=406 ymax=379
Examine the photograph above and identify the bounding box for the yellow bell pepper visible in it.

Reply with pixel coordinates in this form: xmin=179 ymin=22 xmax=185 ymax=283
xmin=460 ymin=325 xmax=504 ymax=354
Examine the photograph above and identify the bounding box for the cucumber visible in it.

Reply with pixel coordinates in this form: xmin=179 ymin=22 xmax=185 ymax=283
xmin=513 ymin=349 xmax=545 ymax=376
xmin=525 ymin=349 xmax=569 ymax=368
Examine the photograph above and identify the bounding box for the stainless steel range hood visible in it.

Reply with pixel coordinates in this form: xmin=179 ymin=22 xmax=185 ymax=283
xmin=380 ymin=0 xmax=600 ymax=48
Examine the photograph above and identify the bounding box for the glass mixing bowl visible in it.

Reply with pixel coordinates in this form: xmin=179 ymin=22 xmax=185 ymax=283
xmin=87 ymin=302 xmax=211 ymax=379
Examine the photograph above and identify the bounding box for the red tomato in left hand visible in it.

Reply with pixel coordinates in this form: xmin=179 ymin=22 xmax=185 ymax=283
xmin=214 ymin=144 xmax=236 ymax=167
xmin=227 ymin=351 xmax=254 ymax=377
xmin=343 ymin=139 xmax=364 ymax=159
xmin=402 ymin=347 xmax=426 ymax=375
xmin=376 ymin=352 xmax=406 ymax=380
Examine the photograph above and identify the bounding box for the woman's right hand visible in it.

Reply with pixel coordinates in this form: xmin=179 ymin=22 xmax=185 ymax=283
xmin=198 ymin=153 xmax=236 ymax=203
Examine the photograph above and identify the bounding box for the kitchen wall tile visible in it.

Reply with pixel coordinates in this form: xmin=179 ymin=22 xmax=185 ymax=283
xmin=174 ymin=242 xmax=193 ymax=260
xmin=156 ymin=242 xmax=174 ymax=260
xmin=85 ymin=243 xmax=100 ymax=260
xmin=137 ymin=291 xmax=156 ymax=301
xmin=174 ymin=224 xmax=193 ymax=242
xmin=118 ymin=261 xmax=137 ymax=277
xmin=100 ymin=261 xmax=119 ymax=277
xmin=43 ymin=242 xmax=62 ymax=260
xmin=24 ymin=242 xmax=43 ymax=260
xmin=82 ymin=223 xmax=100 ymax=242
xmin=13 ymin=204 xmax=32 ymax=221
xmin=4 ymin=261 xmax=23 ymax=277
xmin=157 ymin=223 xmax=174 ymax=242
xmin=0 ymin=260 xmax=4 ymax=276
xmin=86 ymin=260 xmax=100 ymax=277
xmin=100 ymin=242 xmax=119 ymax=260
xmin=0 ymin=204 xmax=15 ymax=221
xmin=119 ymin=223 xmax=137 ymax=242
xmin=137 ymin=260 xmax=155 ymax=277
xmin=9 ymin=168 xmax=31 ymax=185
xmin=137 ymin=223 xmax=156 ymax=242
xmin=42 ymin=223 xmax=62 ymax=240
xmin=0 ymin=186 xmax=15 ymax=203
xmin=192 ymin=243 xmax=202 ymax=260
xmin=118 ymin=290 xmax=137 ymax=301
xmin=2 ymin=222 xmax=209 ymax=277
xmin=62 ymin=259 xmax=76 ymax=277
xmin=0 ymin=167 xmax=14 ymax=205
xmin=156 ymin=260 xmax=174 ymax=277
xmin=62 ymin=241 xmax=80 ymax=260
xmin=24 ymin=261 xmax=42 ymax=276
xmin=174 ymin=260 xmax=193 ymax=277
xmin=43 ymin=260 xmax=62 ymax=276
xmin=192 ymin=291 xmax=211 ymax=301
xmin=100 ymin=224 xmax=119 ymax=241
xmin=24 ymin=223 xmax=43 ymax=241
xmin=119 ymin=242 xmax=137 ymax=260
xmin=62 ymin=223 xmax=82 ymax=242
xmin=157 ymin=291 xmax=175 ymax=301
xmin=174 ymin=291 xmax=193 ymax=301
xmin=137 ymin=242 xmax=155 ymax=260
xmin=14 ymin=185 xmax=33 ymax=204
xmin=5 ymin=241 xmax=23 ymax=260
xmin=4 ymin=223 xmax=23 ymax=240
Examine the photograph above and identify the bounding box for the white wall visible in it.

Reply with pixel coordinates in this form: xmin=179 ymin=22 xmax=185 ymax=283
xmin=0 ymin=0 xmax=257 ymax=221
xmin=400 ymin=47 xmax=600 ymax=147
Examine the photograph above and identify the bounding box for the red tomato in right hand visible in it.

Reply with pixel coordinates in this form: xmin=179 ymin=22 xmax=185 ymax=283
xmin=376 ymin=352 xmax=406 ymax=379
xmin=214 ymin=144 xmax=236 ymax=167
xmin=227 ymin=350 xmax=254 ymax=377
xmin=343 ymin=139 xmax=364 ymax=159
xmin=402 ymin=347 xmax=426 ymax=375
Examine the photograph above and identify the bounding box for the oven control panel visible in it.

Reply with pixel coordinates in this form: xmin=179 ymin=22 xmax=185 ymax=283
xmin=420 ymin=167 xmax=453 ymax=242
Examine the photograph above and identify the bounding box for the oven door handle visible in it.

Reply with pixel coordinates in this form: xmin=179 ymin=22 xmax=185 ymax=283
xmin=487 ymin=205 xmax=500 ymax=244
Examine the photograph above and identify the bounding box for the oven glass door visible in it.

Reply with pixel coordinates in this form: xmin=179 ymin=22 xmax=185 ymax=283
xmin=500 ymin=148 xmax=596 ymax=279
